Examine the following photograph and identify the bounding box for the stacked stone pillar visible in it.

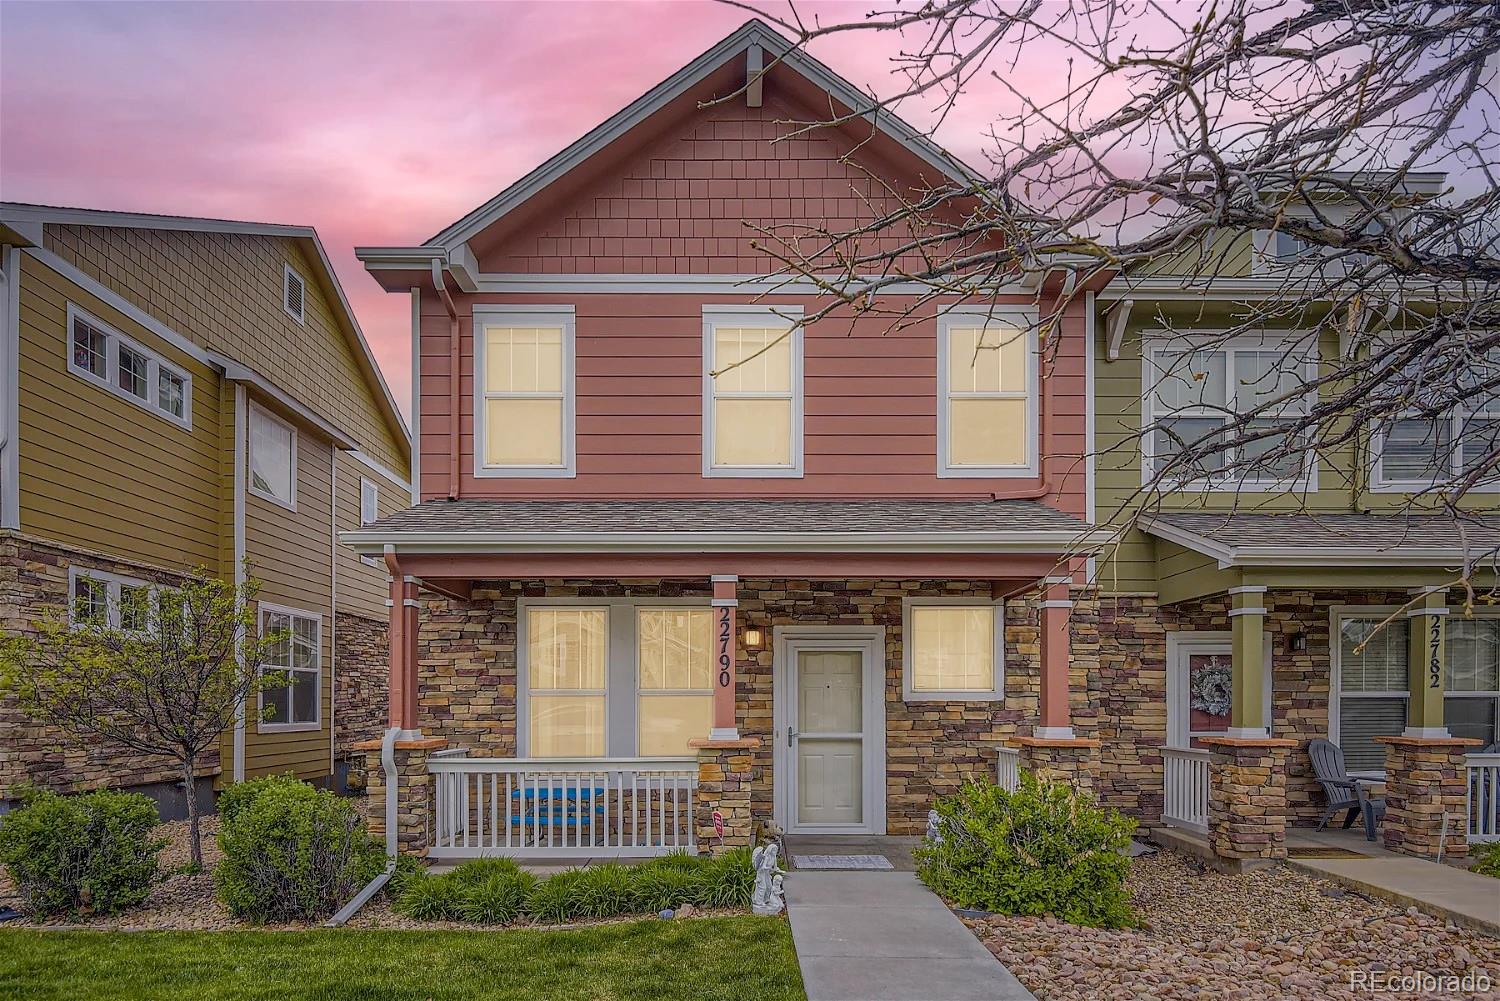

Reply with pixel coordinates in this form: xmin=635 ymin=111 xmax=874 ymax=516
xmin=1201 ymin=736 xmax=1297 ymax=863
xmin=1375 ymin=735 xmax=1480 ymax=860
xmin=356 ymin=736 xmax=448 ymax=856
xmin=1010 ymin=572 xmax=1100 ymax=792
xmin=689 ymin=737 xmax=762 ymax=855
xmin=1009 ymin=735 xmax=1100 ymax=793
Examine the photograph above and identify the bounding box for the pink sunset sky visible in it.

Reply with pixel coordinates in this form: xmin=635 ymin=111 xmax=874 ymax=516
xmin=0 ymin=0 xmax=1029 ymax=419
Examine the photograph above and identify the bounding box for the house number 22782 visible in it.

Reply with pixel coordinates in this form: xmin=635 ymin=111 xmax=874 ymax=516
xmin=1428 ymin=617 xmax=1443 ymax=689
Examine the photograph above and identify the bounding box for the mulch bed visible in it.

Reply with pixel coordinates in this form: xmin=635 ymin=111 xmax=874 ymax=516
xmin=967 ymin=849 xmax=1500 ymax=1000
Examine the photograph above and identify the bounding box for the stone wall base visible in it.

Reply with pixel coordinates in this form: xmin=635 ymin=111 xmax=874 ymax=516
xmin=357 ymin=735 xmax=447 ymax=857
xmin=1376 ymin=735 xmax=1480 ymax=861
xmin=1203 ymin=737 xmax=1297 ymax=862
xmin=690 ymin=737 xmax=763 ymax=855
xmin=1009 ymin=735 xmax=1100 ymax=793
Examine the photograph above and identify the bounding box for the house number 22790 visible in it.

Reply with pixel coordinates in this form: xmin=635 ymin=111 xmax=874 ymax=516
xmin=716 ymin=606 xmax=733 ymax=689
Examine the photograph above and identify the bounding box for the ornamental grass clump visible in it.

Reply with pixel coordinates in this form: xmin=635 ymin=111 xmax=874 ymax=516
xmin=0 ymin=788 xmax=164 ymax=919
xmin=915 ymin=773 xmax=1137 ymax=928
xmin=214 ymin=775 xmax=386 ymax=923
xmin=1472 ymin=841 xmax=1500 ymax=879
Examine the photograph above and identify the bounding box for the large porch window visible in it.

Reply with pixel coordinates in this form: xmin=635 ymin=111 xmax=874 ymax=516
xmin=1335 ymin=611 xmax=1500 ymax=768
xmin=521 ymin=600 xmax=714 ymax=758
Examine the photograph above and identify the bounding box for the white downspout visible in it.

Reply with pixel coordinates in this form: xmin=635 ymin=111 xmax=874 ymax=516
xmin=325 ymin=725 xmax=402 ymax=926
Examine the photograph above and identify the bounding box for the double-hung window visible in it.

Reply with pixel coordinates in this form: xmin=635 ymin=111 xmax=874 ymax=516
xmin=475 ymin=307 xmax=575 ymax=476
xmin=65 ymin=304 xmax=192 ymax=428
xmin=1447 ymin=616 xmax=1500 ymax=747
xmin=902 ymin=600 xmax=1005 ymax=701
xmin=521 ymin=600 xmax=716 ymax=759
xmin=703 ymin=308 xmax=802 ymax=476
xmin=248 ymin=403 xmax=296 ymax=509
xmin=1143 ymin=340 xmax=1314 ymax=487
xmin=260 ymin=604 xmax=320 ymax=729
xmin=1373 ymin=350 xmax=1499 ymax=489
xmin=1334 ymin=614 xmax=1410 ymax=770
xmin=938 ymin=309 xmax=1036 ymax=475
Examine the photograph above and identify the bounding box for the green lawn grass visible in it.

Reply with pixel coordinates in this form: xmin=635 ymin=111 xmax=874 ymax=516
xmin=0 ymin=916 xmax=806 ymax=1001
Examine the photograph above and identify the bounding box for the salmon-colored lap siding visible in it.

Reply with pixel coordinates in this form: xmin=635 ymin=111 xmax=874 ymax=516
xmin=418 ymin=293 xmax=1087 ymax=516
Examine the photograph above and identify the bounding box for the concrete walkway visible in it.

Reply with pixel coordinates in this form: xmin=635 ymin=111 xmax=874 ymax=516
xmin=1287 ymin=854 xmax=1500 ymax=935
xmin=786 ymin=870 xmax=1035 ymax=1001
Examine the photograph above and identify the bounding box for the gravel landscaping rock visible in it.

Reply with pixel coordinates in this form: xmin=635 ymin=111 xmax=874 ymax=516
xmin=966 ymin=850 xmax=1500 ymax=1001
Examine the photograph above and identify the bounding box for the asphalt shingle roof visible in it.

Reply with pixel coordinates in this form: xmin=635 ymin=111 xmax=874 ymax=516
xmin=360 ymin=499 xmax=1088 ymax=535
xmin=1145 ymin=512 xmax=1500 ymax=552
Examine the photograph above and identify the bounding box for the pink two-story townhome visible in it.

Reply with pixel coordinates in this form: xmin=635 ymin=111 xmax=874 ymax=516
xmin=346 ymin=20 xmax=1103 ymax=858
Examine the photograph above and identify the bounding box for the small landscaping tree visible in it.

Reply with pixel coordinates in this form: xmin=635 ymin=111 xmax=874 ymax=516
xmin=0 ymin=568 xmax=284 ymax=867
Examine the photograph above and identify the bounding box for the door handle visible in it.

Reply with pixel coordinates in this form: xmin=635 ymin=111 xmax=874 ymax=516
xmin=787 ymin=726 xmax=798 ymax=747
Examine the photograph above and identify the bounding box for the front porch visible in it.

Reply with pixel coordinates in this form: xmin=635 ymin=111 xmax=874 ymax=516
xmin=1126 ymin=513 xmax=1500 ymax=865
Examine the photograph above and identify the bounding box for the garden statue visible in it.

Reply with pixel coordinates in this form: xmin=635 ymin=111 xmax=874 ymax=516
xmin=926 ymin=808 xmax=943 ymax=845
xmin=751 ymin=842 xmax=785 ymax=916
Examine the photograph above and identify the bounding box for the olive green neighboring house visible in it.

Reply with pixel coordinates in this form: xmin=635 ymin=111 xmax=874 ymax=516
xmin=0 ymin=203 xmax=411 ymax=817
xmin=1084 ymin=174 xmax=1500 ymax=839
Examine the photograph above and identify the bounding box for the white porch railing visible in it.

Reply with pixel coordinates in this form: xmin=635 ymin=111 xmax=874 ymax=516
xmin=1467 ymin=754 xmax=1500 ymax=844
xmin=996 ymin=746 xmax=1021 ymax=792
xmin=1162 ymin=746 xmax=1212 ymax=833
xmin=428 ymin=755 xmax=699 ymax=859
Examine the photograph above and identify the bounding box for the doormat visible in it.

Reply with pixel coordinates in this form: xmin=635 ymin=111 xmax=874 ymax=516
xmin=792 ymin=854 xmax=895 ymax=870
xmin=1287 ymin=846 xmax=1371 ymax=859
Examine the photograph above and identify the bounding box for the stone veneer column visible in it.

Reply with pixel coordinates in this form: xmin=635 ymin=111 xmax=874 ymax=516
xmin=688 ymin=737 xmax=762 ymax=855
xmin=1201 ymin=736 xmax=1297 ymax=864
xmin=1009 ymin=736 xmax=1101 ymax=792
xmin=355 ymin=736 xmax=448 ymax=857
xmin=1375 ymin=735 xmax=1480 ymax=860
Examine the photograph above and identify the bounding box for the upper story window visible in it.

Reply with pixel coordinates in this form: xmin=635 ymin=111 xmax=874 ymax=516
xmin=474 ymin=307 xmax=575 ymax=478
xmin=248 ymin=402 xmax=297 ymax=509
xmin=282 ymin=265 xmax=306 ymax=324
xmin=938 ymin=308 xmax=1036 ymax=477
xmin=703 ymin=307 xmax=803 ymax=477
xmin=360 ymin=478 xmax=379 ymax=525
xmin=1143 ymin=338 xmax=1316 ymax=489
xmin=66 ymin=304 xmax=192 ymax=430
xmin=1372 ymin=350 xmax=1498 ymax=491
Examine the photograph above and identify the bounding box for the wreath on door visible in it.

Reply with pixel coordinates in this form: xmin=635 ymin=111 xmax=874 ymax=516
xmin=1189 ymin=658 xmax=1233 ymax=717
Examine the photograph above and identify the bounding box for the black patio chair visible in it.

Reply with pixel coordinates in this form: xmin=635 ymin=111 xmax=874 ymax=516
xmin=1309 ymin=738 xmax=1385 ymax=842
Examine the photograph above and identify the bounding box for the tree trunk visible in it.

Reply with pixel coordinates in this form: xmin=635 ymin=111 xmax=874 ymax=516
xmin=181 ymin=758 xmax=202 ymax=868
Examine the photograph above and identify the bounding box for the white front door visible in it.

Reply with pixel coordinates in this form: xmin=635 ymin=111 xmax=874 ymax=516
xmin=774 ymin=626 xmax=886 ymax=834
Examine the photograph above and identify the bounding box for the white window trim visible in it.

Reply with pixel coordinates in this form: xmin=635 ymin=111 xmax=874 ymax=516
xmin=1328 ymin=605 xmax=1408 ymax=751
xmin=516 ymin=596 xmax=712 ymax=759
xmin=66 ymin=565 xmax=159 ymax=633
xmin=1443 ymin=610 xmax=1500 ymax=747
xmin=937 ymin=305 xmax=1039 ymax=478
xmin=472 ymin=305 xmax=576 ymax=478
xmin=702 ymin=305 xmax=805 ymax=478
xmin=901 ymin=596 xmax=1006 ymax=702
xmin=358 ymin=477 xmax=380 ymax=567
xmin=1139 ymin=332 xmax=1320 ymax=493
xmin=65 ymin=303 xmax=193 ymax=431
xmin=257 ymin=601 xmax=322 ymax=733
xmin=247 ymin=401 xmax=297 ymax=511
xmin=1369 ymin=411 xmax=1500 ymax=494
xmin=282 ymin=264 xmax=306 ymax=325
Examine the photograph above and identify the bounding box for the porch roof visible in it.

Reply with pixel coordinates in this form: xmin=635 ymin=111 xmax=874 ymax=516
xmin=344 ymin=498 xmax=1090 ymax=554
xmin=1143 ymin=512 xmax=1500 ymax=567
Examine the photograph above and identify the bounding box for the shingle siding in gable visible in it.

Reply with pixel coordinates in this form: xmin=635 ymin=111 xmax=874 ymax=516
xmin=473 ymin=90 xmax=948 ymax=275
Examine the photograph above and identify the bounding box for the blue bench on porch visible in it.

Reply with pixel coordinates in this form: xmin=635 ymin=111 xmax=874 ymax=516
xmin=510 ymin=785 xmax=607 ymax=829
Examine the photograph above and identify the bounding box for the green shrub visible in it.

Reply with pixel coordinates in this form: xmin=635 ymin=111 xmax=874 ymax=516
xmin=569 ymin=864 xmax=637 ymax=918
xmin=630 ymin=864 xmax=702 ymax=912
xmin=214 ymin=777 xmax=385 ymax=923
xmin=394 ymin=872 xmax=467 ymax=921
xmin=459 ymin=870 xmax=536 ymax=924
xmin=384 ymin=853 xmax=426 ymax=898
xmin=914 ymin=774 xmax=1136 ymax=928
xmin=449 ymin=856 xmax=521 ymax=882
xmin=1472 ymin=841 xmax=1500 ymax=879
xmin=215 ymin=774 xmax=297 ymax=827
xmin=525 ymin=867 xmax=590 ymax=923
xmin=0 ymin=788 xmax=164 ymax=919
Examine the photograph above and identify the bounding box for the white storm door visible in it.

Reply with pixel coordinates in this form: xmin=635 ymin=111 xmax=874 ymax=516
xmin=794 ymin=648 xmax=866 ymax=826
